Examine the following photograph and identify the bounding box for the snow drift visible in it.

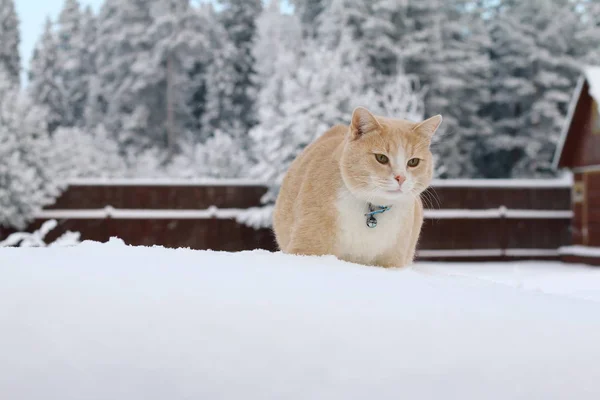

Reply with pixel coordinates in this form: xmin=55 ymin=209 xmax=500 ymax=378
xmin=1 ymin=240 xmax=600 ymax=399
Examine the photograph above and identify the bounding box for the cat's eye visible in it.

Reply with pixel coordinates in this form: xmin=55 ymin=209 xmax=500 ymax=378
xmin=407 ymin=158 xmax=420 ymax=167
xmin=375 ymin=154 xmax=389 ymax=164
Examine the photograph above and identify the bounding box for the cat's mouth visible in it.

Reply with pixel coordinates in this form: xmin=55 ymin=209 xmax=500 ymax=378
xmin=386 ymin=188 xmax=405 ymax=195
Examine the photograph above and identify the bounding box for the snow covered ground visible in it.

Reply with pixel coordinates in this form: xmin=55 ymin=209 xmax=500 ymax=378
xmin=418 ymin=261 xmax=600 ymax=303
xmin=2 ymin=240 xmax=600 ymax=400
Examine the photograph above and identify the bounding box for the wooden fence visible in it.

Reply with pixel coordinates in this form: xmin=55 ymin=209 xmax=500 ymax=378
xmin=0 ymin=178 xmax=572 ymax=261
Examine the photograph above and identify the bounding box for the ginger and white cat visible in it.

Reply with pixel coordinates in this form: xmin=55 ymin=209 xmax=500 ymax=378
xmin=273 ymin=107 xmax=442 ymax=268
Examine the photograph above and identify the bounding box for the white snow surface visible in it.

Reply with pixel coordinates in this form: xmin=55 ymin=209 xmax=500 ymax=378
xmin=63 ymin=177 xmax=572 ymax=188
xmin=554 ymin=67 xmax=600 ymax=169
xmin=2 ymin=241 xmax=600 ymax=399
xmin=36 ymin=206 xmax=246 ymax=220
xmin=35 ymin=207 xmax=572 ymax=221
xmin=424 ymin=208 xmax=572 ymax=219
xmin=560 ymin=245 xmax=600 ymax=257
xmin=584 ymin=66 xmax=600 ymax=105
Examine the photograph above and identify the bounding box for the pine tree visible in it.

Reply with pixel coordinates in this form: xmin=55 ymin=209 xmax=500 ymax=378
xmin=574 ymin=0 xmax=600 ymax=64
xmin=425 ymin=0 xmax=492 ymax=178
xmin=28 ymin=19 xmax=63 ymax=133
xmin=54 ymin=0 xmax=89 ymax=128
xmin=361 ymin=0 xmax=403 ymax=77
xmin=80 ymin=6 xmax=97 ymax=76
xmin=317 ymin=0 xmax=368 ymax=51
xmin=0 ymin=72 xmax=62 ymax=229
xmin=200 ymin=11 xmax=238 ymax=142
xmin=0 ymin=0 xmax=20 ymax=84
xmin=480 ymin=0 xmax=580 ymax=177
xmin=254 ymin=0 xmax=302 ymax=81
xmin=51 ymin=125 xmax=127 ymax=179
xmin=291 ymin=0 xmax=328 ymax=38
xmin=317 ymin=0 xmax=410 ymax=82
xmin=89 ymin=0 xmax=218 ymax=159
xmin=213 ymin=0 xmax=262 ymax=144
xmin=30 ymin=2 xmax=95 ymax=133
xmin=144 ymin=0 xmax=210 ymax=155
xmin=87 ymin=0 xmax=155 ymax=151
xmin=200 ymin=130 xmax=250 ymax=178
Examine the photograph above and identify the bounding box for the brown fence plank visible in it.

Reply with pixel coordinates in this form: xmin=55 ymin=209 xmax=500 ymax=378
xmin=428 ymin=187 xmax=570 ymax=210
xmin=48 ymin=185 xmax=268 ymax=210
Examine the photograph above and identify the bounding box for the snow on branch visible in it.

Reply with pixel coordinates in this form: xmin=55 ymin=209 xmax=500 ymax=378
xmin=0 ymin=220 xmax=81 ymax=248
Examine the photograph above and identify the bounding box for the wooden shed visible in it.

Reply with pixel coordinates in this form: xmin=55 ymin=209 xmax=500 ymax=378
xmin=554 ymin=66 xmax=600 ymax=265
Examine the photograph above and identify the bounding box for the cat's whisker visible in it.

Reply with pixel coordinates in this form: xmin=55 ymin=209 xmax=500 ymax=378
xmin=413 ymin=185 xmax=440 ymax=210
xmin=421 ymin=192 xmax=434 ymax=211
xmin=425 ymin=187 xmax=442 ymax=210
xmin=417 ymin=192 xmax=432 ymax=210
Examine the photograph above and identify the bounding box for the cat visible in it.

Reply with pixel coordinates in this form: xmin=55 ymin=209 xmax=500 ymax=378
xmin=273 ymin=107 xmax=442 ymax=268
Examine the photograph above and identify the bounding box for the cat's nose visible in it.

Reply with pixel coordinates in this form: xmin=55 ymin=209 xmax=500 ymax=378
xmin=395 ymin=175 xmax=406 ymax=185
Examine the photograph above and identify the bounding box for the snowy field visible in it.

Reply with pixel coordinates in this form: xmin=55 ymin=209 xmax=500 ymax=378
xmin=2 ymin=240 xmax=600 ymax=399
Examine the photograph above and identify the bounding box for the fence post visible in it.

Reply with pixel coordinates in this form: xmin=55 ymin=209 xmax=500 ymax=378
xmin=104 ymin=206 xmax=114 ymax=242
xmin=499 ymin=206 xmax=508 ymax=260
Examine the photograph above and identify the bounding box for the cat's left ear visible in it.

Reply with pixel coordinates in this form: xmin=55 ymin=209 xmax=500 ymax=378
xmin=350 ymin=107 xmax=382 ymax=140
xmin=413 ymin=115 xmax=443 ymax=138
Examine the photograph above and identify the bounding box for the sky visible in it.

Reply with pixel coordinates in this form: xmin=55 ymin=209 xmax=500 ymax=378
xmin=16 ymin=0 xmax=104 ymax=83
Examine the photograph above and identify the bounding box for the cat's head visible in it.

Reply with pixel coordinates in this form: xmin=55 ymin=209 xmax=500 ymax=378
xmin=339 ymin=107 xmax=442 ymax=205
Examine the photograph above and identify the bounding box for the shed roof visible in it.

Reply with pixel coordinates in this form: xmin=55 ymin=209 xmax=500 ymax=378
xmin=553 ymin=67 xmax=600 ymax=169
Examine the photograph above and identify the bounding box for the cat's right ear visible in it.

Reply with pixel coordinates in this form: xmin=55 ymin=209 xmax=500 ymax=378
xmin=350 ymin=107 xmax=381 ymax=140
xmin=413 ymin=115 xmax=443 ymax=138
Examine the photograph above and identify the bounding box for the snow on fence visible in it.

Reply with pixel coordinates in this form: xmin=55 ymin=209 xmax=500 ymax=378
xmin=0 ymin=179 xmax=572 ymax=261
xmin=63 ymin=176 xmax=572 ymax=188
xmin=36 ymin=206 xmax=573 ymax=221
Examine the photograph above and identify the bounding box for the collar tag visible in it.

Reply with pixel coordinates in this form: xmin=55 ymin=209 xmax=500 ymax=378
xmin=364 ymin=203 xmax=392 ymax=228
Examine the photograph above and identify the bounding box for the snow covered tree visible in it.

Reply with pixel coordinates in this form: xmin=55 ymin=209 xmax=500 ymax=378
xmin=422 ymin=0 xmax=492 ymax=178
xmin=316 ymin=0 xmax=406 ymax=79
xmin=251 ymin=0 xmax=303 ymax=162
xmin=28 ymin=19 xmax=63 ymax=133
xmin=292 ymin=0 xmax=328 ymax=38
xmin=142 ymin=0 xmax=212 ymax=155
xmin=87 ymin=0 xmax=155 ymax=151
xmin=51 ymin=125 xmax=126 ymax=179
xmin=316 ymin=0 xmax=368 ymax=51
xmin=0 ymin=0 xmax=20 ymax=84
xmin=89 ymin=0 xmax=218 ymax=161
xmin=210 ymin=0 xmax=262 ymax=144
xmin=200 ymin=16 xmax=238 ymax=142
xmin=195 ymin=2 xmax=253 ymax=173
xmin=124 ymin=145 xmax=167 ymax=178
xmin=54 ymin=0 xmax=89 ymax=128
xmin=573 ymin=0 xmax=600 ymax=65
xmin=479 ymin=0 xmax=580 ymax=178
xmin=254 ymin=0 xmax=302 ymax=82
xmin=29 ymin=2 xmax=96 ymax=133
xmin=199 ymin=130 xmax=250 ymax=178
xmin=80 ymin=6 xmax=97 ymax=79
xmin=160 ymin=131 xmax=250 ymax=179
xmin=0 ymin=72 xmax=62 ymax=229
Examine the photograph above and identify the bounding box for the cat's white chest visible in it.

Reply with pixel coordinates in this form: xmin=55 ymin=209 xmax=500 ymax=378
xmin=334 ymin=191 xmax=413 ymax=265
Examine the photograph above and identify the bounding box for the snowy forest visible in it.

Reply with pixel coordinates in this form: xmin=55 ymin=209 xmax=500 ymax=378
xmin=1 ymin=0 xmax=600 ymax=228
